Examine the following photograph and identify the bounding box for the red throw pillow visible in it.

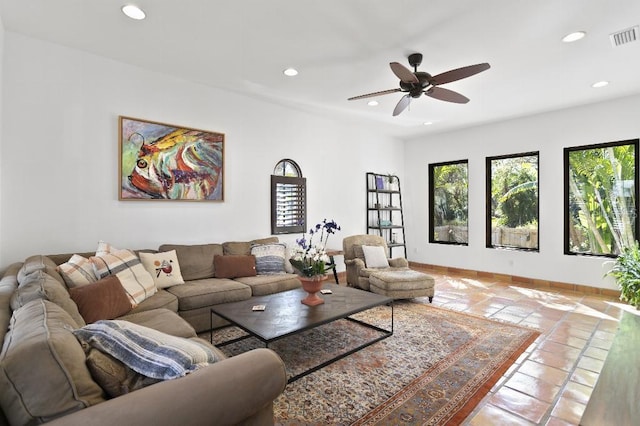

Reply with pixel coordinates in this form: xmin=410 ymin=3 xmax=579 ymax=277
xmin=213 ymin=255 xmax=257 ymax=278
xmin=69 ymin=275 xmax=132 ymax=323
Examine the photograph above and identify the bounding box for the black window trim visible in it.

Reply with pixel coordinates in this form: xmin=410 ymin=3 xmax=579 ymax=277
xmin=428 ymin=159 xmax=469 ymax=246
xmin=563 ymin=138 xmax=640 ymax=258
xmin=486 ymin=151 xmax=540 ymax=251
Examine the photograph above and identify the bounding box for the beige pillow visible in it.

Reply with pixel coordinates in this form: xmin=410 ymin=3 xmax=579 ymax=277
xmin=362 ymin=245 xmax=390 ymax=268
xmin=90 ymin=249 xmax=157 ymax=307
xmin=96 ymin=240 xmax=120 ymax=256
xmin=139 ymin=250 xmax=185 ymax=288
xmin=57 ymin=254 xmax=98 ymax=288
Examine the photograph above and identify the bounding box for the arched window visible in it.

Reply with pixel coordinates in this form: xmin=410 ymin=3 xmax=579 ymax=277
xmin=271 ymin=159 xmax=306 ymax=234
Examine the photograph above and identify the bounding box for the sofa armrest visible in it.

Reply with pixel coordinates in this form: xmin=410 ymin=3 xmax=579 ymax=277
xmin=46 ymin=348 xmax=286 ymax=426
xmin=389 ymin=257 xmax=409 ymax=268
xmin=344 ymin=258 xmax=365 ymax=288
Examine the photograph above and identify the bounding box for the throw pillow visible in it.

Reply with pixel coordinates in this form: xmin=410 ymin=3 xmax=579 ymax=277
xmin=362 ymin=245 xmax=390 ymax=268
xmin=138 ymin=250 xmax=185 ymax=289
xmin=213 ymin=255 xmax=257 ymax=278
xmin=250 ymin=243 xmax=287 ymax=275
xmin=57 ymin=254 xmax=98 ymax=288
xmin=73 ymin=320 xmax=219 ymax=380
xmin=96 ymin=240 xmax=120 ymax=256
xmin=85 ymin=349 xmax=160 ymax=398
xmin=89 ymin=249 xmax=157 ymax=307
xmin=69 ymin=275 xmax=133 ymax=324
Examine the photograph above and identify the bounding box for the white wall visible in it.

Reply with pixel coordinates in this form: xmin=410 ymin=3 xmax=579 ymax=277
xmin=404 ymin=94 xmax=640 ymax=289
xmin=0 ymin=32 xmax=404 ymax=268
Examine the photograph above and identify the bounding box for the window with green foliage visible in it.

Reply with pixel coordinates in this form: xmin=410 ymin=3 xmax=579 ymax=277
xmin=565 ymin=139 xmax=639 ymax=257
xmin=486 ymin=152 xmax=539 ymax=250
xmin=429 ymin=160 xmax=468 ymax=245
xmin=271 ymin=159 xmax=306 ymax=235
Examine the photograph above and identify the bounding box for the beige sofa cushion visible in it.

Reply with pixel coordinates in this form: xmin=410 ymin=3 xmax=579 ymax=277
xmin=11 ymin=270 xmax=86 ymax=327
xmin=17 ymin=255 xmax=65 ymax=286
xmin=128 ymin=289 xmax=179 ymax=315
xmin=222 ymin=237 xmax=279 ymax=256
xmin=158 ymin=243 xmax=223 ymax=281
xmin=234 ymin=274 xmax=301 ymax=296
xmin=118 ymin=308 xmax=197 ymax=339
xmin=165 ymin=278 xmax=251 ymax=311
xmin=0 ymin=300 xmax=105 ymax=425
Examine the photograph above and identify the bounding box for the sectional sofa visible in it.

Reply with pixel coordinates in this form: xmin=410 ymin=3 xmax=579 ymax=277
xmin=0 ymin=237 xmax=301 ymax=426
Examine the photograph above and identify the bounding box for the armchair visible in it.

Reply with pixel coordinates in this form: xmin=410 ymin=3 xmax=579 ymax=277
xmin=342 ymin=234 xmax=408 ymax=291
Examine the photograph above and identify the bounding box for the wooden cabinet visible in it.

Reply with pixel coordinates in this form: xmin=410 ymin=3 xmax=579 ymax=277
xmin=366 ymin=172 xmax=406 ymax=258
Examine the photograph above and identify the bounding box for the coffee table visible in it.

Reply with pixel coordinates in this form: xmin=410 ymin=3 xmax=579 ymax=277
xmin=210 ymin=283 xmax=393 ymax=383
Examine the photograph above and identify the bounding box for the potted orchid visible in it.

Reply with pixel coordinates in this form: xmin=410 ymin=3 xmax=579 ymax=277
xmin=289 ymin=219 xmax=341 ymax=278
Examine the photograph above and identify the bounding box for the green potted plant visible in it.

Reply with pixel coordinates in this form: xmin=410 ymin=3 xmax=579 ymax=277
xmin=605 ymin=242 xmax=640 ymax=309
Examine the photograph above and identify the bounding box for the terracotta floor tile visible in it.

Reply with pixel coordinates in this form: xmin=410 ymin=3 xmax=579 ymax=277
xmin=550 ymin=396 xmax=587 ymax=424
xmin=546 ymin=334 xmax=588 ymax=350
xmin=585 ymin=336 xmax=613 ymax=351
xmin=517 ymin=360 xmax=569 ymax=387
xmin=583 ymin=346 xmax=609 ymax=361
xmin=545 ymin=417 xmax=575 ymax=426
xmin=529 ymin=349 xmax=578 ymax=372
xmin=577 ymin=356 xmax=605 ymax=373
xmin=537 ymin=341 xmax=582 ymax=359
xmin=570 ymin=368 xmax=599 ymax=388
xmin=467 ymin=403 xmax=536 ymax=426
xmin=505 ymin=372 xmax=561 ymax=403
xmin=489 ymin=387 xmax=551 ymax=424
xmin=561 ymin=381 xmax=593 ymax=405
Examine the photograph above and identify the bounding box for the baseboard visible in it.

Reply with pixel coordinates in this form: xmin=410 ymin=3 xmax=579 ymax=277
xmin=408 ymin=261 xmax=621 ymax=298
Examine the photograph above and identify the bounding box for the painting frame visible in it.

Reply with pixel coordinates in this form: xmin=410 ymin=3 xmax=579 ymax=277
xmin=119 ymin=116 xmax=225 ymax=201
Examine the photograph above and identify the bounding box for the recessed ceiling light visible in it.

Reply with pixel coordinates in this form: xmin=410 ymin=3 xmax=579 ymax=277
xmin=562 ymin=31 xmax=586 ymax=43
xmin=592 ymin=80 xmax=609 ymax=88
xmin=423 ymin=121 xmax=433 ymax=126
xmin=122 ymin=4 xmax=146 ymax=20
xmin=283 ymin=68 xmax=298 ymax=77
xmin=367 ymin=100 xmax=379 ymax=106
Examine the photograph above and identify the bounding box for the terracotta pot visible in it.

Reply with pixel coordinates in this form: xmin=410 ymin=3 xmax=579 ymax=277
xmin=299 ymin=275 xmax=327 ymax=306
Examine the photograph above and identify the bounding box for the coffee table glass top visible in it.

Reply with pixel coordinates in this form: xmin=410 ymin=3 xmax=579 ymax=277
xmin=211 ymin=283 xmax=391 ymax=342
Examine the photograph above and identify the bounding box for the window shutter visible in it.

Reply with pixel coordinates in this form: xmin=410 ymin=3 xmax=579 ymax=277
xmin=271 ymin=175 xmax=306 ymax=234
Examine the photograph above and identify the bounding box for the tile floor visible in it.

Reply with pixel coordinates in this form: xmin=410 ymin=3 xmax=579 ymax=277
xmin=408 ymin=266 xmax=631 ymax=426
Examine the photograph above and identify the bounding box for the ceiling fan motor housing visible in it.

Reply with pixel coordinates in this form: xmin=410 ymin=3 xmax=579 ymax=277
xmin=400 ymin=71 xmax=432 ymax=97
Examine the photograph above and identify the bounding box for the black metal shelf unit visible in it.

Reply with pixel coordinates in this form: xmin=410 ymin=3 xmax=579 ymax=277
xmin=366 ymin=172 xmax=406 ymax=258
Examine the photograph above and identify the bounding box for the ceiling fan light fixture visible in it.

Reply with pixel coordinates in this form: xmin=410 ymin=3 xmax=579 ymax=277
xmin=283 ymin=68 xmax=298 ymax=77
xmin=121 ymin=4 xmax=146 ymax=20
xmin=592 ymin=80 xmax=609 ymax=88
xmin=367 ymin=100 xmax=378 ymax=106
xmin=562 ymin=31 xmax=586 ymax=43
xmin=423 ymin=121 xmax=433 ymax=126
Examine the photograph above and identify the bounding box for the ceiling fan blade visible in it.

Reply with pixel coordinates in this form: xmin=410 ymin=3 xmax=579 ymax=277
xmin=390 ymin=62 xmax=419 ymax=84
xmin=430 ymin=63 xmax=490 ymax=86
xmin=348 ymin=88 xmax=401 ymax=101
xmin=393 ymin=94 xmax=411 ymax=116
xmin=425 ymin=87 xmax=470 ymax=104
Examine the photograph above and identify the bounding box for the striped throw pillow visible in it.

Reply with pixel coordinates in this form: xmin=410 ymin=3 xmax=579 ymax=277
xmin=90 ymin=249 xmax=157 ymax=307
xmin=251 ymin=243 xmax=287 ymax=275
xmin=73 ymin=320 xmax=219 ymax=380
xmin=57 ymin=254 xmax=98 ymax=288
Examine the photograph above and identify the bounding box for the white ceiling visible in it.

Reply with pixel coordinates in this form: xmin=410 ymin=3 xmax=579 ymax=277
xmin=2 ymin=0 xmax=640 ymax=139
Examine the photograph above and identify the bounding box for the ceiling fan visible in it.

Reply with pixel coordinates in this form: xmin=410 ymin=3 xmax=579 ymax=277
xmin=348 ymin=53 xmax=490 ymax=116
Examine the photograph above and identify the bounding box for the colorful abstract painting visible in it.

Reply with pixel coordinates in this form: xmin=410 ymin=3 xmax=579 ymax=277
xmin=119 ymin=116 xmax=224 ymax=201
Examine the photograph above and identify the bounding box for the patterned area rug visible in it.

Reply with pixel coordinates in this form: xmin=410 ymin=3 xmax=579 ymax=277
xmin=208 ymin=300 xmax=539 ymax=425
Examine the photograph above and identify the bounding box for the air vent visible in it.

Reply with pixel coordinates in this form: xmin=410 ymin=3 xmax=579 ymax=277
xmin=609 ymin=26 xmax=639 ymax=47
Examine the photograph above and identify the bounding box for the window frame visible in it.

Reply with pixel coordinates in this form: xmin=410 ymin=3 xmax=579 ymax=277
xmin=486 ymin=151 xmax=540 ymax=251
xmin=271 ymin=159 xmax=306 ymax=235
xmin=564 ymin=139 xmax=639 ymax=258
xmin=429 ymin=159 xmax=469 ymax=246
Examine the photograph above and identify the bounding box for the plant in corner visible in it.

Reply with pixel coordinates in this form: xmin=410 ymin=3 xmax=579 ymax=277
xmin=605 ymin=241 xmax=640 ymax=309
xmin=289 ymin=219 xmax=341 ymax=277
